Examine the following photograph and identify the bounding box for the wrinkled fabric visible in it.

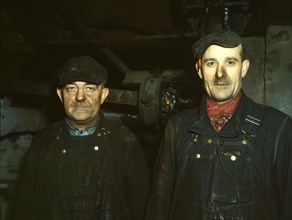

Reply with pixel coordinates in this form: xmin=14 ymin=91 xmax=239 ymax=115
xmin=13 ymin=113 xmax=150 ymax=220
xmin=206 ymin=92 xmax=241 ymax=132
xmin=146 ymin=92 xmax=292 ymax=220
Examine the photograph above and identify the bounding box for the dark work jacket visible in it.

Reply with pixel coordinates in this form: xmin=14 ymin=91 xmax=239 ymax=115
xmin=146 ymin=92 xmax=292 ymax=220
xmin=13 ymin=113 xmax=150 ymax=220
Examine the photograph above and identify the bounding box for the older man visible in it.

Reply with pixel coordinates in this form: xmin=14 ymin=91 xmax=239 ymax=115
xmin=13 ymin=56 xmax=150 ymax=220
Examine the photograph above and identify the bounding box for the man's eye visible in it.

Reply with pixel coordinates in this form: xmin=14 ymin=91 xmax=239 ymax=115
xmin=227 ymin=60 xmax=236 ymax=65
xmin=85 ymin=86 xmax=96 ymax=92
xmin=65 ymin=86 xmax=76 ymax=92
xmin=206 ymin=61 xmax=215 ymax=66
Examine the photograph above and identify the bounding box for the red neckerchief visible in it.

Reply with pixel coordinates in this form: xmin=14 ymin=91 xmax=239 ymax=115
xmin=206 ymin=92 xmax=242 ymax=133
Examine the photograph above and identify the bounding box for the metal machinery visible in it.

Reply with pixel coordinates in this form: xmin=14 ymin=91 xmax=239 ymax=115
xmin=1 ymin=0 xmax=292 ymax=219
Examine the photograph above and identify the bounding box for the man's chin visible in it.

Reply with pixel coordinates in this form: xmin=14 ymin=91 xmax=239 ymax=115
xmin=70 ymin=114 xmax=92 ymax=123
xmin=210 ymin=94 xmax=232 ymax=103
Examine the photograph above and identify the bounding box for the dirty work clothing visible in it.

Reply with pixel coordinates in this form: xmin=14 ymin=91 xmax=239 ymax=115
xmin=13 ymin=113 xmax=150 ymax=220
xmin=146 ymin=92 xmax=292 ymax=220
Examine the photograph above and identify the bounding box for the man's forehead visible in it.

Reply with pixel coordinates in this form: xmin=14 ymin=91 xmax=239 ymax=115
xmin=65 ymin=81 xmax=98 ymax=86
xmin=203 ymin=44 xmax=242 ymax=57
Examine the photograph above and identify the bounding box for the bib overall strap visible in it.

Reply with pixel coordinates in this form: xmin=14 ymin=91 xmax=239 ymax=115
xmin=242 ymin=103 xmax=266 ymax=137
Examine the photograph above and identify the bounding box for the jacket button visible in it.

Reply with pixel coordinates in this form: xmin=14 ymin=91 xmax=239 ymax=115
xmin=231 ymin=155 xmax=236 ymax=161
xmin=207 ymin=139 xmax=212 ymax=144
xmin=242 ymin=139 xmax=248 ymax=144
xmin=195 ymin=154 xmax=201 ymax=159
xmin=94 ymin=146 xmax=99 ymax=151
xmin=61 ymin=149 xmax=67 ymax=154
xmin=192 ymin=137 xmax=198 ymax=142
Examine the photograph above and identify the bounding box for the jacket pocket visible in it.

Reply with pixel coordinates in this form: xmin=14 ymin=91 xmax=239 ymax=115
xmin=177 ymin=140 xmax=254 ymax=211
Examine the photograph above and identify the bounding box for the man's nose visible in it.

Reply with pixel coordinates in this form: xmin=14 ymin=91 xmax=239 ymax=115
xmin=216 ymin=64 xmax=226 ymax=79
xmin=76 ymin=88 xmax=86 ymax=101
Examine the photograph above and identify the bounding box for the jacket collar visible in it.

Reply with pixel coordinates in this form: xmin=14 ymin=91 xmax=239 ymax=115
xmin=189 ymin=91 xmax=251 ymax=137
xmin=52 ymin=111 xmax=111 ymax=140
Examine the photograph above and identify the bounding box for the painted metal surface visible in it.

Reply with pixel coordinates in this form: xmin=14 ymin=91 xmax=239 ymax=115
xmin=1 ymin=98 xmax=43 ymax=136
xmin=265 ymin=26 xmax=292 ymax=117
xmin=242 ymin=37 xmax=265 ymax=105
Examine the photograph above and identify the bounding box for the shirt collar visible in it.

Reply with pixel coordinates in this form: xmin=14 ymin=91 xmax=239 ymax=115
xmin=65 ymin=118 xmax=98 ymax=136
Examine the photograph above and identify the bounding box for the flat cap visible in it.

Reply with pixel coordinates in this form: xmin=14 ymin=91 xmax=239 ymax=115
xmin=58 ymin=56 xmax=108 ymax=86
xmin=192 ymin=30 xmax=244 ymax=62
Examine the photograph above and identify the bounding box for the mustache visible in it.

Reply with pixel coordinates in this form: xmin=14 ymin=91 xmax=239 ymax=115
xmin=72 ymin=100 xmax=90 ymax=107
xmin=213 ymin=77 xmax=230 ymax=85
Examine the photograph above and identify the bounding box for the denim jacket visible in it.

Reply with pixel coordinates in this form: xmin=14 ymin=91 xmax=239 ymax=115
xmin=146 ymin=92 xmax=292 ymax=220
xmin=13 ymin=112 xmax=150 ymax=220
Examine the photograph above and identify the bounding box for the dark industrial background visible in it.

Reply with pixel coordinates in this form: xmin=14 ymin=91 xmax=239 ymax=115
xmin=1 ymin=1 xmax=292 ymax=219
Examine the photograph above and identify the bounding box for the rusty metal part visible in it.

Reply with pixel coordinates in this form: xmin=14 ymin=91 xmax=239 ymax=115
xmin=139 ymin=77 xmax=163 ymax=125
xmin=106 ymin=89 xmax=138 ymax=106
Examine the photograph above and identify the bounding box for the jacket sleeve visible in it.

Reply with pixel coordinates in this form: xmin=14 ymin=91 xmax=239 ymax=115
xmin=11 ymin=134 xmax=42 ymax=220
xmin=274 ymin=115 xmax=292 ymax=220
xmin=145 ymin=118 xmax=178 ymax=220
xmin=121 ymin=126 xmax=151 ymax=220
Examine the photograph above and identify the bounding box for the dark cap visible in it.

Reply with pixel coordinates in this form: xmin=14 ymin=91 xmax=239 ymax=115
xmin=192 ymin=30 xmax=245 ymax=62
xmin=58 ymin=56 xmax=108 ymax=86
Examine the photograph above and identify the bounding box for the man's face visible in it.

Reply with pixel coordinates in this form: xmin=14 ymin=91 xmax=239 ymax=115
xmin=57 ymin=81 xmax=109 ymax=127
xmin=197 ymin=44 xmax=250 ymax=103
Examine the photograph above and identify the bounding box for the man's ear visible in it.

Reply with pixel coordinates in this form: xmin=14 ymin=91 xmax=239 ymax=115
xmin=196 ymin=60 xmax=203 ymax=79
xmin=56 ymin=88 xmax=63 ymax=103
xmin=241 ymin=59 xmax=250 ymax=78
xmin=100 ymin=87 xmax=109 ymax=104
